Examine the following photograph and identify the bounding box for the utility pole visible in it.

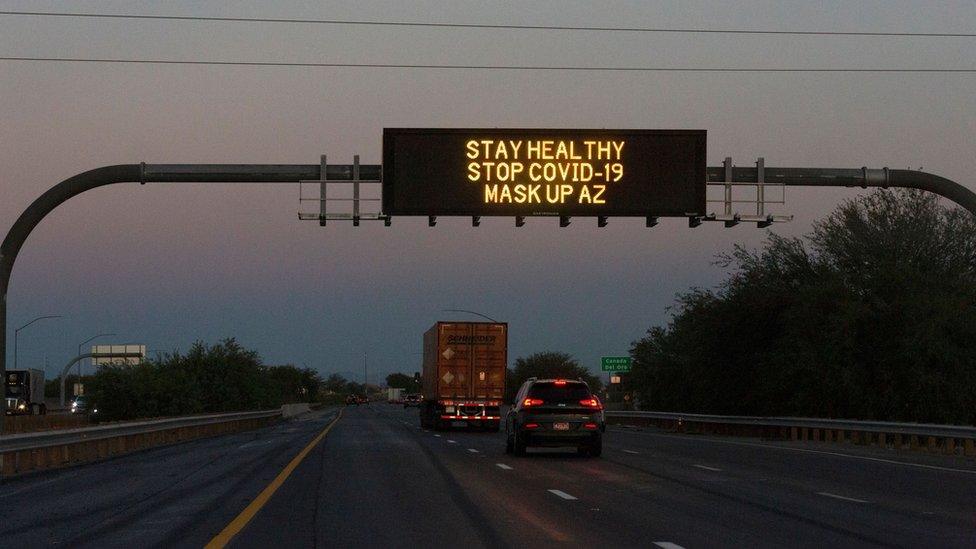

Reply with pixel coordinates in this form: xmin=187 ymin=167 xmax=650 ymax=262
xmin=363 ymin=351 xmax=368 ymax=399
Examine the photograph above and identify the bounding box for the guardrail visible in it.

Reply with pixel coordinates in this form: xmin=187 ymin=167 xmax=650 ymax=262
xmin=0 ymin=409 xmax=282 ymax=477
xmin=605 ymin=411 xmax=976 ymax=457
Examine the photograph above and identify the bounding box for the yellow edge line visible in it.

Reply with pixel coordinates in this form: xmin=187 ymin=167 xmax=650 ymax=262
xmin=205 ymin=408 xmax=343 ymax=548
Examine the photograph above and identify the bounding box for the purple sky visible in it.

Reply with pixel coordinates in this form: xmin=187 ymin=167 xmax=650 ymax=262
xmin=2 ymin=1 xmax=974 ymax=383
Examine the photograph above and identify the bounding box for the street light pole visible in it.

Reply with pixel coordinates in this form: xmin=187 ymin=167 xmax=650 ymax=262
xmin=13 ymin=314 xmax=62 ymax=370
xmin=77 ymin=332 xmax=115 ymax=379
xmin=363 ymin=351 xmax=368 ymax=398
xmin=442 ymin=309 xmax=499 ymax=323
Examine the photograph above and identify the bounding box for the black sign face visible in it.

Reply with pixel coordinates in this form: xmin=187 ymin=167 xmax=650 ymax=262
xmin=383 ymin=128 xmax=706 ymax=217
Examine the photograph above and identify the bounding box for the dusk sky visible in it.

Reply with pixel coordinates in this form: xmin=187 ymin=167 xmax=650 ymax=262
xmin=2 ymin=1 xmax=974 ymax=383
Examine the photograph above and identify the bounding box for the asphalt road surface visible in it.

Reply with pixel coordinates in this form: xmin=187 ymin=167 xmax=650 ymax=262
xmin=2 ymin=405 xmax=975 ymax=548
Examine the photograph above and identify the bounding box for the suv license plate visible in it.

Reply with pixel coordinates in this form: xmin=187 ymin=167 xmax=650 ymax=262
xmin=553 ymin=422 xmax=570 ymax=431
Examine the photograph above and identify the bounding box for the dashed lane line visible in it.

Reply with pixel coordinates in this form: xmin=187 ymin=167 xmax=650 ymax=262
xmin=447 ymin=440 xmax=457 ymax=444
xmin=496 ymin=463 xmax=513 ymax=470
xmin=548 ymin=489 xmax=578 ymax=500
xmin=623 ymin=449 xmax=640 ymax=454
xmin=654 ymin=543 xmax=686 ymax=549
xmin=817 ymin=492 xmax=869 ymax=503
xmin=692 ymin=464 xmax=722 ymax=472
xmin=467 ymin=448 xmax=479 ymax=453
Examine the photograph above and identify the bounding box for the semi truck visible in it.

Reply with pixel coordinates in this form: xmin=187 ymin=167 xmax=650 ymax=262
xmin=419 ymin=321 xmax=507 ymax=431
xmin=4 ymin=369 xmax=46 ymax=416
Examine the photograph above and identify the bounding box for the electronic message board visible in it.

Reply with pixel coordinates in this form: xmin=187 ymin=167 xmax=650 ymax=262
xmin=382 ymin=128 xmax=706 ymax=217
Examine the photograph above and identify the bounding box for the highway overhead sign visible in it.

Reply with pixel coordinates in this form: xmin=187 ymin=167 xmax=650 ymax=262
xmin=601 ymin=356 xmax=632 ymax=372
xmin=382 ymin=128 xmax=706 ymax=217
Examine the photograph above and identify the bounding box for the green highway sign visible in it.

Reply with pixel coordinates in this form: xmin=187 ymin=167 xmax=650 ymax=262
xmin=601 ymin=356 xmax=632 ymax=372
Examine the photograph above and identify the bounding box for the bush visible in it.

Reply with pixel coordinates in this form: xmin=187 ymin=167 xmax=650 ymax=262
xmin=629 ymin=190 xmax=976 ymax=424
xmin=86 ymin=339 xmax=317 ymax=422
xmin=507 ymin=351 xmax=603 ymax=401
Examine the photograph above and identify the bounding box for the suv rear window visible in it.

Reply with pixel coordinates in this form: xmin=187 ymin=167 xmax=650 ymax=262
xmin=527 ymin=382 xmax=591 ymax=403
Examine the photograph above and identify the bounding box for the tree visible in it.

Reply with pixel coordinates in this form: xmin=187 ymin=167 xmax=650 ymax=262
xmin=629 ymin=189 xmax=976 ymax=423
xmin=508 ymin=351 xmax=602 ymax=401
xmin=386 ymin=372 xmax=412 ymax=389
xmin=266 ymin=365 xmax=322 ymax=404
xmin=86 ymin=338 xmax=286 ymax=421
xmin=323 ymin=373 xmax=348 ymax=394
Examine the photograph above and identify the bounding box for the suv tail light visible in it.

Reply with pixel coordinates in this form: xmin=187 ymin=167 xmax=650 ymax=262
xmin=579 ymin=397 xmax=602 ymax=409
xmin=522 ymin=398 xmax=544 ymax=407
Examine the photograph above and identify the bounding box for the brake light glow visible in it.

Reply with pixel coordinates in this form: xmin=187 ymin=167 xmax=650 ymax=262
xmin=554 ymin=380 xmax=567 ymax=386
xmin=579 ymin=398 xmax=602 ymax=409
xmin=523 ymin=398 xmax=544 ymax=407
xmin=524 ymin=423 xmax=540 ymax=429
xmin=583 ymin=422 xmax=599 ymax=430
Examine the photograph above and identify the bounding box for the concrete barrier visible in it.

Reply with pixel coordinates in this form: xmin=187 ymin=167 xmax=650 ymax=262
xmin=3 ymin=414 xmax=90 ymax=434
xmin=0 ymin=410 xmax=281 ymax=477
xmin=281 ymin=403 xmax=311 ymax=418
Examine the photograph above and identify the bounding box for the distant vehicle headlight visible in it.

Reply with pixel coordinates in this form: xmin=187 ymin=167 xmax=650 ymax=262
xmin=17 ymin=403 xmax=26 ymax=410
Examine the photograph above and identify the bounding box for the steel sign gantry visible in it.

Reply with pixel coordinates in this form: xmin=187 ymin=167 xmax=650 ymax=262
xmin=2 ymin=159 xmax=974 ymax=449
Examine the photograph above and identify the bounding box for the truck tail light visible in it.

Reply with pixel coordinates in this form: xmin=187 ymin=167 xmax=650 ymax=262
xmin=579 ymin=398 xmax=602 ymax=409
xmin=523 ymin=398 xmax=544 ymax=407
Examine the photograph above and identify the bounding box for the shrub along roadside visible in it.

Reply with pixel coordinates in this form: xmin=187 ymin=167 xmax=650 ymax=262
xmin=86 ymin=338 xmax=322 ymax=422
xmin=627 ymin=190 xmax=976 ymax=425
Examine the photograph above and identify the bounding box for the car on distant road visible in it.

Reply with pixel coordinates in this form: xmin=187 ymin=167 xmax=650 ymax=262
xmin=346 ymin=394 xmax=360 ymax=406
xmin=356 ymin=395 xmax=369 ymax=405
xmin=505 ymin=378 xmax=605 ymax=457
xmin=69 ymin=395 xmax=89 ymax=414
xmin=403 ymin=394 xmax=422 ymax=408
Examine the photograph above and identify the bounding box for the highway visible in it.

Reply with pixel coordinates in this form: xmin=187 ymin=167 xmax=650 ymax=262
xmin=1 ymin=405 xmax=975 ymax=548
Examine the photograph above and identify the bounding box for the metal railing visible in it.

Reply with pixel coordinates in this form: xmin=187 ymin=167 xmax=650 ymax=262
xmin=0 ymin=409 xmax=281 ymax=454
xmin=604 ymin=410 xmax=976 ymax=440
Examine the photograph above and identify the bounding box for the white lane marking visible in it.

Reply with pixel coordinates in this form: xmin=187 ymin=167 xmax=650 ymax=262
xmin=548 ymin=489 xmax=578 ymax=500
xmin=496 ymin=463 xmax=513 ymax=470
xmin=623 ymin=449 xmax=639 ymax=454
xmin=237 ymin=439 xmax=276 ymax=450
xmin=0 ymin=477 xmax=59 ymax=499
xmin=433 ymin=434 xmax=441 ymax=437
xmin=447 ymin=440 xmax=457 ymax=444
xmin=817 ymin=492 xmax=869 ymax=503
xmin=692 ymin=464 xmax=722 ymax=472
xmin=654 ymin=543 xmax=686 ymax=549
xmin=467 ymin=448 xmax=479 ymax=453
xmin=616 ymin=430 xmax=976 ymax=475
